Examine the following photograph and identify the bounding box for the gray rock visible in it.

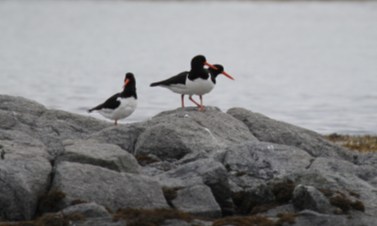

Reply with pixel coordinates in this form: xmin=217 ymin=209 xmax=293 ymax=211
xmin=306 ymin=157 xmax=377 ymax=215
xmin=232 ymin=183 xmax=275 ymax=214
xmin=37 ymin=109 xmax=109 ymax=137
xmin=59 ymin=139 xmax=140 ymax=173
xmin=310 ymin=157 xmax=377 ymax=185
xmin=171 ymin=185 xmax=221 ymax=218
xmin=89 ymin=123 xmax=145 ymax=154
xmin=162 ymin=220 xmax=192 ymax=226
xmin=265 ymin=204 xmax=296 ymax=217
xmin=135 ymin=107 xmax=257 ymax=161
xmin=0 ymin=129 xmax=50 ymax=159
xmin=227 ymin=107 xmax=354 ymax=160
xmin=142 ymin=161 xmax=178 ymax=177
xmin=0 ymin=110 xmax=17 ymax=130
xmin=294 ymin=210 xmax=348 ymax=226
xmin=74 ymin=218 xmax=125 ymax=226
xmin=222 ymin=141 xmax=312 ymax=180
xmin=0 ymin=155 xmax=51 ymax=220
xmin=52 ymin=161 xmax=168 ymax=211
xmin=0 ymin=94 xmax=46 ymax=116
xmin=158 ymin=158 xmax=234 ymax=215
xmin=162 ymin=219 xmax=212 ymax=226
xmin=2 ymin=95 xmax=377 ymax=225
xmin=294 ymin=210 xmax=377 ymax=226
xmin=286 ymin=171 xmax=377 ymax=216
xmin=33 ymin=109 xmax=109 ymax=156
xmin=60 ymin=202 xmax=111 ymax=218
xmin=292 ymin=184 xmax=332 ymax=213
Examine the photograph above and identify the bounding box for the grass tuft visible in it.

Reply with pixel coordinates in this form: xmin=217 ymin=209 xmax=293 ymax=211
xmin=135 ymin=154 xmax=159 ymax=166
xmin=276 ymin=213 xmax=296 ymax=225
xmin=271 ymin=180 xmax=295 ymax=204
xmin=0 ymin=213 xmax=86 ymax=226
xmin=38 ymin=189 xmax=66 ymax=214
xmin=212 ymin=215 xmax=275 ymax=226
xmin=113 ymin=208 xmax=193 ymax=226
xmin=325 ymin=134 xmax=377 ymax=152
xmin=162 ymin=187 xmax=182 ymax=208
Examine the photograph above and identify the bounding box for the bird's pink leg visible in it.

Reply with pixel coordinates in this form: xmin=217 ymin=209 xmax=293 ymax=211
xmin=199 ymin=95 xmax=205 ymax=111
xmin=189 ymin=95 xmax=204 ymax=111
xmin=181 ymin=94 xmax=185 ymax=108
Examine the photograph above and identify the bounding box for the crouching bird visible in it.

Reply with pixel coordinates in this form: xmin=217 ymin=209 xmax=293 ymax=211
xmin=88 ymin=73 xmax=137 ymax=125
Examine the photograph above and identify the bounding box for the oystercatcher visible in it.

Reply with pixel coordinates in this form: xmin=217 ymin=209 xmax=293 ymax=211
xmin=150 ymin=55 xmax=234 ymax=111
xmin=88 ymin=73 xmax=137 ymax=125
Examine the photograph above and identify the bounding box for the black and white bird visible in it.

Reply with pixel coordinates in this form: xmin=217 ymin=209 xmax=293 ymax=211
xmin=208 ymin=64 xmax=227 ymax=83
xmin=88 ymin=73 xmax=137 ymax=125
xmin=150 ymin=55 xmax=234 ymax=111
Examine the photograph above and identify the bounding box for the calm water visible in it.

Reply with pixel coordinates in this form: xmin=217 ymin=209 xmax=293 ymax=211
xmin=1 ymin=0 xmax=377 ymax=134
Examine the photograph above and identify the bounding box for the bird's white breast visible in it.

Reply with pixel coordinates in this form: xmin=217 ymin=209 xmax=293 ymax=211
xmin=99 ymin=97 xmax=137 ymax=121
xmin=185 ymin=77 xmax=214 ymax=95
xmin=161 ymin=77 xmax=214 ymax=95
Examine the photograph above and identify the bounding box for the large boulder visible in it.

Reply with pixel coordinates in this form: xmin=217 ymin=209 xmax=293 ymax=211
xmin=0 ymin=94 xmax=110 ymax=157
xmin=0 ymin=129 xmax=50 ymax=160
xmin=305 ymin=158 xmax=377 ymax=216
xmin=0 ymin=94 xmax=46 ymax=116
xmin=0 ymin=155 xmax=51 ymax=220
xmin=52 ymin=161 xmax=168 ymax=211
xmin=89 ymin=123 xmax=145 ymax=154
xmin=221 ymin=141 xmax=312 ymax=181
xmin=135 ymin=107 xmax=257 ymax=161
xmin=292 ymin=184 xmax=332 ymax=213
xmin=171 ymin=185 xmax=221 ymax=218
xmin=158 ymin=158 xmax=234 ymax=215
xmin=32 ymin=109 xmax=110 ymax=156
xmin=58 ymin=139 xmax=140 ymax=173
xmin=227 ymin=108 xmax=354 ymax=161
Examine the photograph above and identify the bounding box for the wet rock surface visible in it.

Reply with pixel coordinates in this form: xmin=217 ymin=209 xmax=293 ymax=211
xmin=0 ymin=94 xmax=376 ymax=225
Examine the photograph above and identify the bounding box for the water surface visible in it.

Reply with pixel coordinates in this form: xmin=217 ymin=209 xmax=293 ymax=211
xmin=1 ymin=0 xmax=376 ymax=134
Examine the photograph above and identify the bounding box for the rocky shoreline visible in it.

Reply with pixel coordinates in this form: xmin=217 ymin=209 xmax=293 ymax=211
xmin=0 ymin=94 xmax=376 ymax=226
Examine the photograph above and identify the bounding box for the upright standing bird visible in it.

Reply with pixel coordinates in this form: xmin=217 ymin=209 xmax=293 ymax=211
xmin=88 ymin=73 xmax=137 ymax=125
xmin=150 ymin=55 xmax=234 ymax=111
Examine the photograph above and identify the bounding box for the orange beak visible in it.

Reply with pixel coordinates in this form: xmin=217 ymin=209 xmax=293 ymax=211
xmin=205 ymin=62 xmax=235 ymax=80
xmin=123 ymin=78 xmax=130 ymax=88
xmin=221 ymin=71 xmax=234 ymax=80
xmin=205 ymin=62 xmax=219 ymax=70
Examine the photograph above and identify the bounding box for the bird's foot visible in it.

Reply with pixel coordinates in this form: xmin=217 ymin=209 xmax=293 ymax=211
xmin=197 ymin=106 xmax=205 ymax=112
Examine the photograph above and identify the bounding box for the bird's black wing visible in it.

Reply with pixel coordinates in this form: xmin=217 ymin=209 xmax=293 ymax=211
xmin=88 ymin=93 xmax=121 ymax=112
xmin=150 ymin=71 xmax=188 ymax=87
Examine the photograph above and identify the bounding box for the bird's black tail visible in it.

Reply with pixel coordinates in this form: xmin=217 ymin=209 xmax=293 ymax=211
xmin=150 ymin=82 xmax=160 ymax=87
xmin=88 ymin=105 xmax=101 ymax=113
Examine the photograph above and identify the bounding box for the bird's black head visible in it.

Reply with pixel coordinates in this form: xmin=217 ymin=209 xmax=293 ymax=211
xmin=191 ymin=55 xmax=207 ymax=69
xmin=124 ymin=72 xmax=136 ymax=87
xmin=123 ymin=72 xmax=137 ymax=98
xmin=208 ymin=64 xmax=234 ymax=82
xmin=209 ymin=64 xmax=224 ymax=77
